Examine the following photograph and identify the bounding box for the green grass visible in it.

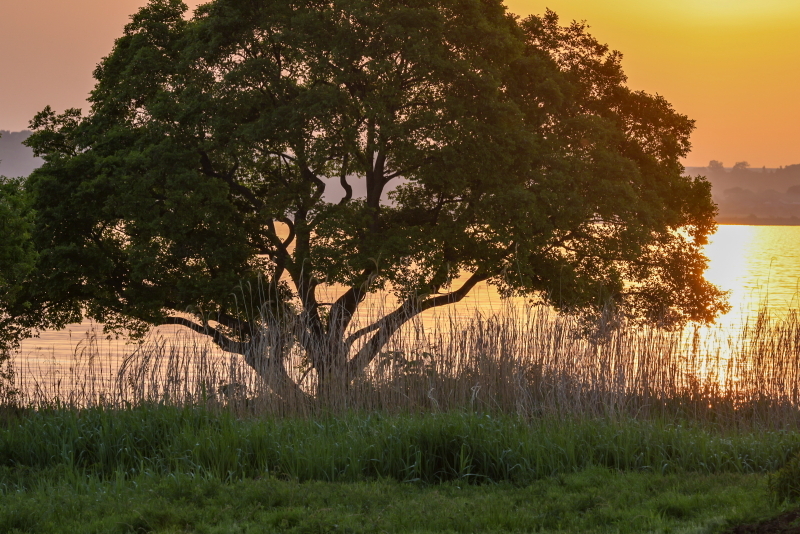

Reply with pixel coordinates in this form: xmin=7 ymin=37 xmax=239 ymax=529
xmin=1 ymin=406 xmax=798 ymax=485
xmin=0 ymin=406 xmax=797 ymax=532
xmin=0 ymin=468 xmax=783 ymax=533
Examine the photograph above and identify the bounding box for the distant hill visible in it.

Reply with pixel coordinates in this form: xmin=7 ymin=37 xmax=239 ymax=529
xmin=685 ymin=162 xmax=800 ymax=225
xmin=0 ymin=130 xmax=42 ymax=178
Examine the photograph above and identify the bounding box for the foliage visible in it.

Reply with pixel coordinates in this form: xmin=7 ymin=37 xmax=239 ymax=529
xmin=0 ymin=177 xmax=35 ymax=306
xmin=769 ymin=450 xmax=800 ymax=503
xmin=6 ymin=0 xmax=727 ymax=393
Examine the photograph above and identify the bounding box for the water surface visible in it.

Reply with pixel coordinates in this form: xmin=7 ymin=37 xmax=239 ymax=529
xmin=704 ymin=225 xmax=800 ymax=325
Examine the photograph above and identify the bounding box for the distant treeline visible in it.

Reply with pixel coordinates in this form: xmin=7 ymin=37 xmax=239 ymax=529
xmin=685 ymin=161 xmax=800 ymax=224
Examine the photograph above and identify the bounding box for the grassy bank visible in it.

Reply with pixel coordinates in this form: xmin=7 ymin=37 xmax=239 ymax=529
xmin=0 ymin=407 xmax=796 ymax=532
xmin=1 ymin=407 xmax=798 ymax=485
xmin=6 ymin=306 xmax=800 ymax=531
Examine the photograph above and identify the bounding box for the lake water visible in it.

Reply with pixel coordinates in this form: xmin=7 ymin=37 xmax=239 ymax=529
xmin=13 ymin=224 xmax=800 ymax=374
xmin=704 ymin=225 xmax=800 ymax=323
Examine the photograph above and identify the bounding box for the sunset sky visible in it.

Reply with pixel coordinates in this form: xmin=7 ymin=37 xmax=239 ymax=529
xmin=2 ymin=0 xmax=798 ymax=168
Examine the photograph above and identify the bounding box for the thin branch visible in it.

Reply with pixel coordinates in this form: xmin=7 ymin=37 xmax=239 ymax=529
xmin=215 ymin=311 xmax=253 ymax=338
xmin=162 ymin=316 xmax=245 ymax=355
xmin=278 ymin=217 xmax=296 ymax=247
xmin=344 ymin=320 xmax=379 ymax=347
xmin=265 ymin=151 xmax=296 ymax=162
xmin=345 ymin=271 xmax=490 ymax=375
xmin=302 ymin=166 xmax=327 ymax=206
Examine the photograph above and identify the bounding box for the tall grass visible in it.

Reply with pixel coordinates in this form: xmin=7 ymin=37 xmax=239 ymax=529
xmin=0 ymin=407 xmax=798 ymax=487
xmin=9 ymin=305 xmax=800 ymax=427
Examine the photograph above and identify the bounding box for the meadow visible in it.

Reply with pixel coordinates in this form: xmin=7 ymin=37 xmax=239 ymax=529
xmin=4 ymin=305 xmax=800 ymax=533
xmin=0 ymin=407 xmax=794 ymax=533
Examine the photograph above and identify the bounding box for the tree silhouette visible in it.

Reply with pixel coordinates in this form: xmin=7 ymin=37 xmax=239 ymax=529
xmin=4 ymin=0 xmax=727 ymax=396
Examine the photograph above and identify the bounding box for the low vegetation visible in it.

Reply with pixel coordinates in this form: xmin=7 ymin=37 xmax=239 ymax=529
xmin=2 ymin=408 xmax=799 ymax=485
xmin=3 ymin=306 xmax=800 ymax=531
xmin=0 ymin=407 xmax=795 ymax=533
xmin=769 ymin=450 xmax=800 ymax=504
xmin=0 ymin=465 xmax=778 ymax=533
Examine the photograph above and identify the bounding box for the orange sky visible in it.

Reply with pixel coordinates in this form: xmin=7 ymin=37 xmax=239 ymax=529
xmin=2 ymin=0 xmax=798 ymax=167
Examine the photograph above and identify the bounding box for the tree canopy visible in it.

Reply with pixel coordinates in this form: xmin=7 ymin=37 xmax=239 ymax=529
xmin=2 ymin=0 xmax=727 ymax=395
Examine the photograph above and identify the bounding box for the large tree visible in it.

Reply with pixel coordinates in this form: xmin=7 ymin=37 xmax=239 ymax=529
xmin=5 ymin=0 xmax=727 ymax=396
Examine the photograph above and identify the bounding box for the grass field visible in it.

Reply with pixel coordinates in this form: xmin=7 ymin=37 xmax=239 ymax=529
xmin=0 ymin=406 xmax=797 ymax=533
xmin=0 ymin=469 xmax=781 ymax=533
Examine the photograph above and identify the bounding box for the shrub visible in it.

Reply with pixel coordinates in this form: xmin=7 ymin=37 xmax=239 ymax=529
xmin=769 ymin=450 xmax=800 ymax=503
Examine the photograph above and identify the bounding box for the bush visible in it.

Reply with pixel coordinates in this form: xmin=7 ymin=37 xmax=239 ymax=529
xmin=769 ymin=450 xmax=800 ymax=503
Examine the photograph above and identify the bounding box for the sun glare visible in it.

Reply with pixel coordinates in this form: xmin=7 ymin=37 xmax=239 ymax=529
xmin=703 ymin=225 xmax=756 ymax=320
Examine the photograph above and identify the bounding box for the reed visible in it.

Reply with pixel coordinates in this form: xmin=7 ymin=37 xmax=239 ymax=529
xmin=8 ymin=304 xmax=800 ymax=427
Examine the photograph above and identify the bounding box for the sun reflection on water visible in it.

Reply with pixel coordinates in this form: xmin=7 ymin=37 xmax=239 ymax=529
xmin=692 ymin=224 xmax=800 ymax=387
xmin=704 ymin=225 xmax=800 ymax=325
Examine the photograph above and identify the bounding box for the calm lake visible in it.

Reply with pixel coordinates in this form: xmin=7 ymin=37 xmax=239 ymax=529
xmin=14 ymin=224 xmax=800 ymax=364
xmin=704 ymin=225 xmax=800 ymax=323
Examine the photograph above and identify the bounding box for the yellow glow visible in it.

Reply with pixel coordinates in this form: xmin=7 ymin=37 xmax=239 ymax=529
xmin=508 ymin=0 xmax=800 ymax=25
xmin=662 ymin=0 xmax=799 ymax=22
xmin=703 ymin=226 xmax=755 ymax=299
xmin=703 ymin=225 xmax=800 ymax=326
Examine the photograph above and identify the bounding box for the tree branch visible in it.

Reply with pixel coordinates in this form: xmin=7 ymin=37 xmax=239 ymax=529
xmin=302 ymin=166 xmax=326 ymax=206
xmin=345 ymin=271 xmax=490 ymax=377
xmin=215 ymin=311 xmax=253 ymax=338
xmin=278 ymin=217 xmax=296 ymax=247
xmin=163 ymin=316 xmax=245 ymax=355
xmin=198 ymin=150 xmax=264 ymax=211
xmin=339 ymin=154 xmax=353 ymax=205
xmin=328 ymin=268 xmax=376 ymax=342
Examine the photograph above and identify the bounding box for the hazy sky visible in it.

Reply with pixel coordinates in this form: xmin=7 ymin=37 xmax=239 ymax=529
xmin=2 ymin=0 xmax=798 ymax=167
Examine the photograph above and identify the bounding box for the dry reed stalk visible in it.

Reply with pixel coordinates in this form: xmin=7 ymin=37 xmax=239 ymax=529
xmin=6 ymin=304 xmax=800 ymax=427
